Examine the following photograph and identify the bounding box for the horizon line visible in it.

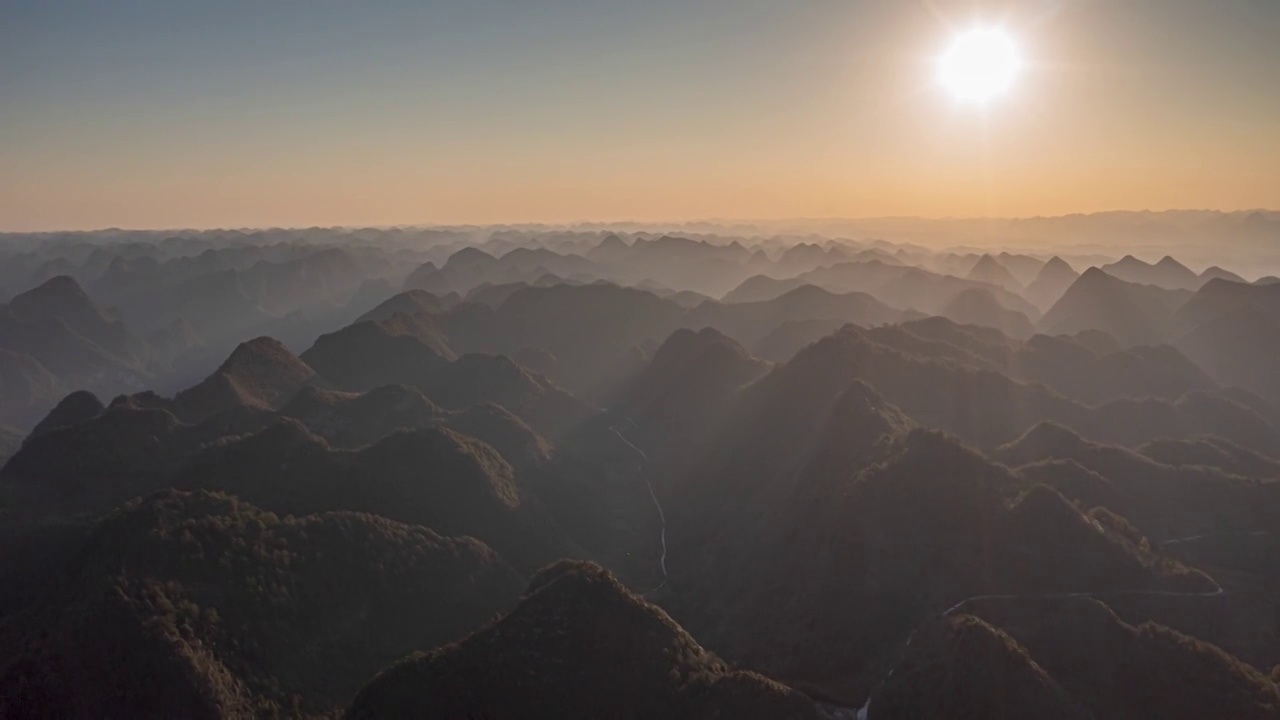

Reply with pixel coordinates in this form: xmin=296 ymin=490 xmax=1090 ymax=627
xmin=2 ymin=207 xmax=1276 ymax=235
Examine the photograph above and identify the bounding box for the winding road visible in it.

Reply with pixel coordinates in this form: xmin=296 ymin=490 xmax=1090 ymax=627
xmin=1161 ymin=529 xmax=1271 ymax=547
xmin=942 ymin=583 xmax=1226 ymax=616
xmin=857 ymin=538 xmax=1235 ymax=718
xmin=609 ymin=423 xmax=669 ymax=596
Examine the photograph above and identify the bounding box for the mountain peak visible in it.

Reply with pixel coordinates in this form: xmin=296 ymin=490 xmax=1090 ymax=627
xmin=776 ymin=283 xmax=837 ymax=302
xmin=9 ymin=275 xmax=98 ymax=319
xmin=620 ymin=327 xmax=768 ymax=435
xmin=1075 ymin=266 xmax=1114 ymax=284
xmin=174 ymin=338 xmax=321 ymax=422
xmin=871 ymin=614 xmax=1088 ymax=720
xmin=966 ymin=254 xmax=1023 ymax=290
xmin=1102 ymin=254 xmax=1199 ymax=290
xmin=524 ymin=558 xmax=646 ymax=602
xmin=969 ymin=254 xmax=998 ymax=268
xmin=587 ymin=234 xmax=633 ymax=261
xmin=442 ymin=247 xmax=497 ymax=271
xmin=1023 ymin=257 xmax=1083 ymax=312
xmin=355 ymin=290 xmax=445 ymax=325
xmin=20 ymin=274 xmax=88 ymax=299
xmin=30 ymin=390 xmax=106 ymax=438
xmin=347 ymin=560 xmax=824 ymax=719
xmin=996 ymin=421 xmax=1086 ymax=464
xmin=218 ymin=337 xmax=308 ymax=376
xmin=1198 ymin=265 xmax=1246 ymax=284
xmin=1041 ymin=256 xmax=1076 ymax=274
xmin=941 ymin=287 xmax=1034 ymax=337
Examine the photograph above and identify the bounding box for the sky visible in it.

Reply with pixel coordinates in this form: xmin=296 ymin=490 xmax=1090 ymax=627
xmin=2 ymin=0 xmax=1278 ymax=230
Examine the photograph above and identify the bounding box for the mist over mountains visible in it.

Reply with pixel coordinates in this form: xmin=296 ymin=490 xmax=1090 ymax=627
xmin=2 ymin=212 xmax=1279 ymax=718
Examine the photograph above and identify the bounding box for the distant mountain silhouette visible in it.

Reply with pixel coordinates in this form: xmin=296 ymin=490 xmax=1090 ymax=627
xmin=617 ymin=327 xmax=769 ymax=444
xmin=994 ymin=422 xmax=1270 ymax=541
xmin=596 ymin=235 xmax=754 ymax=297
xmin=750 ymin=318 xmax=848 ymax=363
xmin=401 ymin=248 xmax=497 ymax=295
xmin=420 ymin=353 xmax=592 ymax=438
xmin=400 ymin=260 xmax=439 ymax=291
xmin=91 ymin=246 xmax=372 ymax=359
xmin=1177 ymin=306 xmax=1280 ymax=401
xmin=138 ymin=268 xmax=274 ymax=340
xmin=720 ymin=274 xmax=807 ymax=304
xmin=1200 ymin=265 xmax=1247 ymax=285
xmin=1172 ymin=281 xmax=1280 ymax=400
xmin=940 ymin=288 xmax=1034 ymax=338
xmin=237 ymin=248 xmax=366 ymax=315
xmin=965 ymin=254 xmax=1024 ymax=292
xmin=449 ymin=283 xmax=686 ymax=397
xmin=774 ymin=242 xmax=851 ymax=276
xmin=1022 ymin=256 xmax=1080 ymax=312
xmin=7 ymin=275 xmax=146 ymax=360
xmin=0 ymin=276 xmax=152 ymax=424
xmin=465 ymin=280 xmax=533 ymax=308
xmin=735 ymin=260 xmax=1041 ymax=320
xmin=662 ymin=288 xmax=714 ymax=308
xmin=875 ymin=319 xmax=1213 ymax=404
xmin=445 ymin=246 xmax=499 ymax=270
xmin=301 ymin=313 xmax=454 ymax=392
xmin=690 ymin=285 xmax=903 ymax=347
xmin=1174 ymin=278 xmax=1280 ymax=330
xmin=0 ymin=349 xmax=63 ymax=428
xmin=871 ymin=320 xmax=1216 ymax=405
xmin=347 ymin=561 xmax=827 ymax=720
xmin=1102 ymin=255 xmax=1200 ymax=290
xmin=401 ymin=247 xmax=602 ymax=298
xmin=144 ymin=317 xmax=205 ymax=366
xmin=586 ymin=233 xmax=631 ymax=263
xmin=744 ymin=325 xmax=1264 ymax=451
xmin=996 ymin=252 xmax=1048 ymax=286
xmin=353 ymin=288 xmax=446 ymax=324
xmin=885 ymin=266 xmax=1040 ymax=319
xmin=1039 ymin=268 xmax=1190 ymax=346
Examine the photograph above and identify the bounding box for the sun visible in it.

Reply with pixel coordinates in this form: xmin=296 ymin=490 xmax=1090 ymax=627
xmin=938 ymin=27 xmax=1021 ymax=103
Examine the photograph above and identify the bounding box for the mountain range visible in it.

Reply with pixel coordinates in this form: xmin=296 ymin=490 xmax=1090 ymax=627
xmin=2 ymin=223 xmax=1278 ymax=718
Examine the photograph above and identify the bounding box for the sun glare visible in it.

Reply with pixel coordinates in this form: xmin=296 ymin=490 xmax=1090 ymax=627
xmin=938 ymin=27 xmax=1021 ymax=103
